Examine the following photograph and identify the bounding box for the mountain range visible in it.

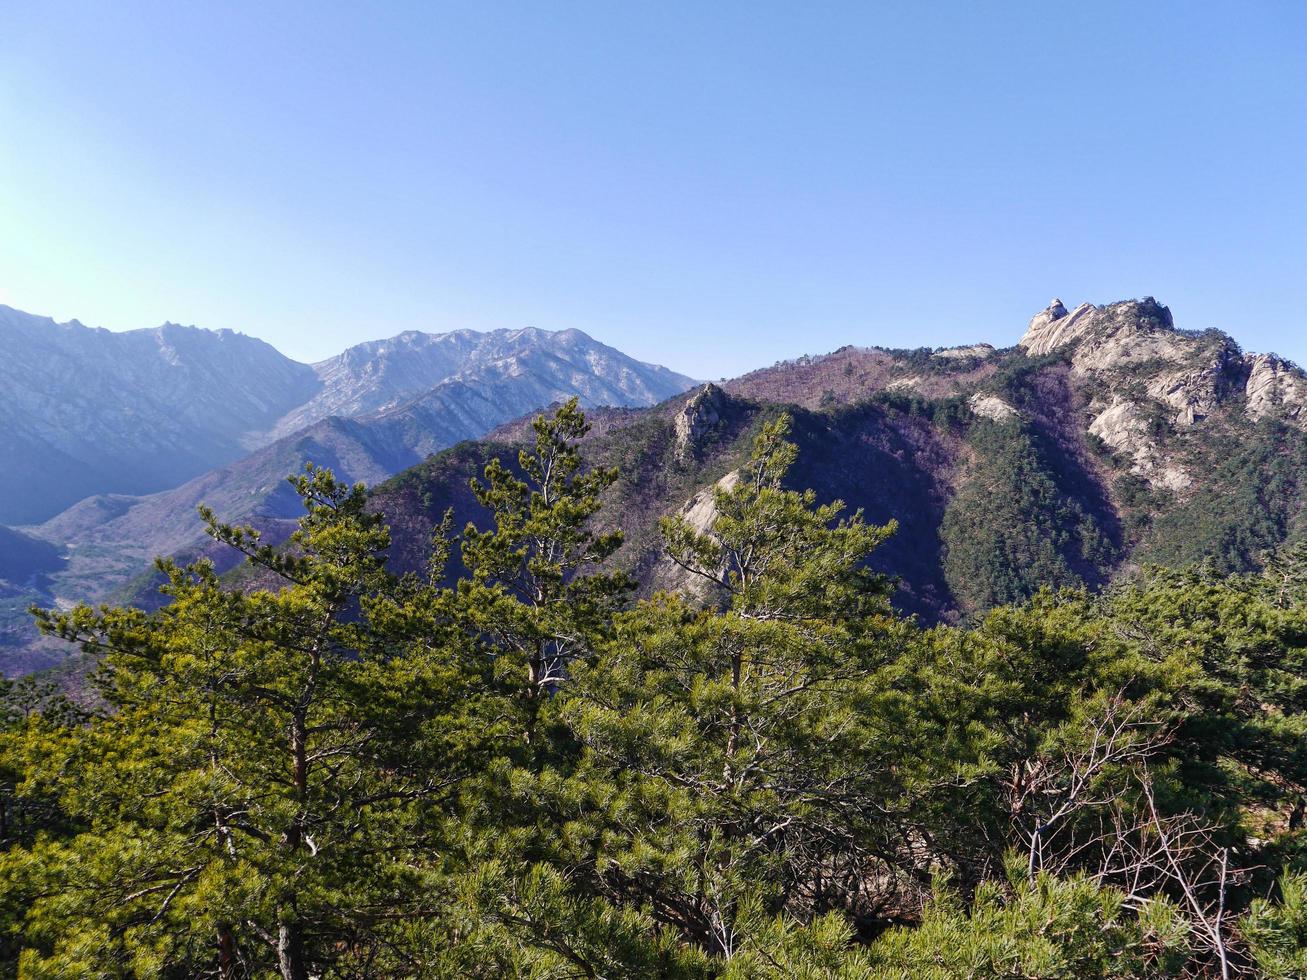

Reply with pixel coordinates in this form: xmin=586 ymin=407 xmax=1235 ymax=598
xmin=0 ymin=306 xmax=696 ymax=672
xmin=4 ymin=296 xmax=1307 ymax=676
xmin=0 ymin=305 xmax=695 ymax=526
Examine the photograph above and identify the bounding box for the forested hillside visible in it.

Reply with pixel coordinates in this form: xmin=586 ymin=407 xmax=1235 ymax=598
xmin=5 ymin=401 xmax=1307 ymax=976
xmin=371 ymin=298 xmax=1307 ymax=626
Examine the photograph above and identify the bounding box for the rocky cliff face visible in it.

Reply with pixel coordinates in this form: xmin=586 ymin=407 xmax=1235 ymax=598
xmin=1245 ymin=354 xmax=1307 ymax=425
xmin=674 ymin=384 xmax=729 ymax=460
xmin=1019 ymin=297 xmax=1307 ymax=491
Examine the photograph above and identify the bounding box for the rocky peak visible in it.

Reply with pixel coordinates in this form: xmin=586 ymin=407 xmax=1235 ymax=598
xmin=1013 ymin=294 xmax=1307 ymax=493
xmin=1041 ymin=297 xmax=1069 ymax=322
xmin=674 ymin=383 xmax=728 ymax=461
xmin=1020 ymin=298 xmax=1208 ymax=493
xmin=1020 ymin=300 xmax=1095 ymax=356
xmin=1019 ymin=298 xmax=1175 ymax=360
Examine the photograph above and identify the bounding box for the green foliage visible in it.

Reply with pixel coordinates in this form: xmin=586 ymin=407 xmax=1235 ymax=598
xmin=1140 ymin=420 xmax=1307 ymax=573
xmin=456 ymin=395 xmax=633 ymax=733
xmin=6 ymin=401 xmax=1307 ymax=975
xmin=1263 ymin=539 xmax=1307 ymax=609
xmin=3 ymin=466 xmax=498 ymax=976
xmin=942 ymin=419 xmax=1116 ymax=612
xmin=867 ymin=871 xmax=1191 ymax=978
xmin=1244 ymin=872 xmax=1307 ymax=978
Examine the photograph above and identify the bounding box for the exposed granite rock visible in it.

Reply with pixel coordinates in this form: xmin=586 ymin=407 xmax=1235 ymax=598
xmin=1245 ymin=353 xmax=1307 ymax=425
xmin=1020 ymin=297 xmax=1209 ymax=483
xmin=934 ymin=343 xmax=996 ymax=360
xmin=1021 ymin=298 xmax=1181 ymax=372
xmin=1021 ymin=296 xmax=1307 ymax=435
xmin=1143 ymin=342 xmax=1245 ymax=427
xmin=1022 ymin=298 xmax=1069 ymax=345
xmin=674 ymin=384 xmax=728 ymax=461
xmin=651 ymin=470 xmax=740 ymax=599
xmin=1020 ymin=299 xmax=1095 ymax=356
xmin=1016 ymin=296 xmax=1307 ymax=485
xmin=886 ymin=376 xmax=924 ymax=392
xmin=1088 ymin=397 xmax=1191 ymax=492
xmin=680 ymin=470 xmax=740 ymax=535
xmin=968 ymin=393 xmax=1019 ymax=422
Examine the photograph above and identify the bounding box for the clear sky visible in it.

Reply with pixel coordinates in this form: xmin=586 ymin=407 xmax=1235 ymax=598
xmin=2 ymin=1 xmax=1304 ymax=378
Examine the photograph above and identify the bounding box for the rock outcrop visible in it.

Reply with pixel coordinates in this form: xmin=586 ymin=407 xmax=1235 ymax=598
xmin=1143 ymin=342 xmax=1245 ymax=427
xmin=1019 ymin=299 xmax=1098 ymax=356
xmin=651 ymin=470 xmax=740 ymax=600
xmin=1020 ymin=298 xmax=1179 ymax=369
xmin=968 ymin=393 xmax=1018 ymax=422
xmin=934 ymin=343 xmax=996 ymax=360
xmin=1245 ymin=353 xmax=1307 ymax=425
xmin=1019 ymin=296 xmax=1307 ymax=487
xmin=1087 ymin=397 xmax=1191 ymax=492
xmin=674 ymin=384 xmax=728 ymax=461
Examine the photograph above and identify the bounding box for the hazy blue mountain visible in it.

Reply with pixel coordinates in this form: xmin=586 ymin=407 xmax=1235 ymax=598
xmin=0 ymin=306 xmax=696 ymax=672
xmin=0 ymin=305 xmax=321 ymax=523
xmin=271 ymin=326 xmax=696 ymax=438
xmin=0 ymin=305 xmax=695 ymax=525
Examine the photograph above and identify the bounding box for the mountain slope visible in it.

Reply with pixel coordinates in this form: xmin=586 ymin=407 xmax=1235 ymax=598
xmin=29 ymin=330 xmax=697 ymax=581
xmin=3 ymin=328 xmax=696 ymax=673
xmin=0 ymin=305 xmax=322 ymax=523
xmin=9 ymin=295 xmax=1307 ymax=677
xmin=367 ymin=297 xmax=1307 ymax=627
xmin=0 ymin=526 xmax=63 ymax=583
xmin=268 ymin=326 xmax=695 ymax=439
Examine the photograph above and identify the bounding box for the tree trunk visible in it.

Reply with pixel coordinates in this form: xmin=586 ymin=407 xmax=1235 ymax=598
xmin=217 ymin=924 xmax=237 ymax=980
xmin=277 ymin=919 xmax=308 ymax=980
xmin=276 ymin=710 xmax=311 ymax=980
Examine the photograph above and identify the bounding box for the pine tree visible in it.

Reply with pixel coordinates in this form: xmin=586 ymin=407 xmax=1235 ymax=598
xmin=556 ymin=413 xmax=903 ymax=958
xmin=457 ymin=396 xmax=632 ymax=738
xmin=2 ymin=467 xmax=492 ymax=977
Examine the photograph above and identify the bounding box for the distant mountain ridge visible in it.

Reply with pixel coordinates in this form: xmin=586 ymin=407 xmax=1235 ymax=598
xmin=0 ymin=305 xmax=320 ymax=523
xmin=272 ymin=326 xmax=690 ymax=439
xmin=0 ymin=304 xmax=697 ymax=672
xmin=0 ymin=305 xmax=696 ymax=524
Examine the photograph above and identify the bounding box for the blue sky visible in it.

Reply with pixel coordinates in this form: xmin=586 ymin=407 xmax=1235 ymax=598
xmin=2 ymin=1 xmax=1304 ymax=378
